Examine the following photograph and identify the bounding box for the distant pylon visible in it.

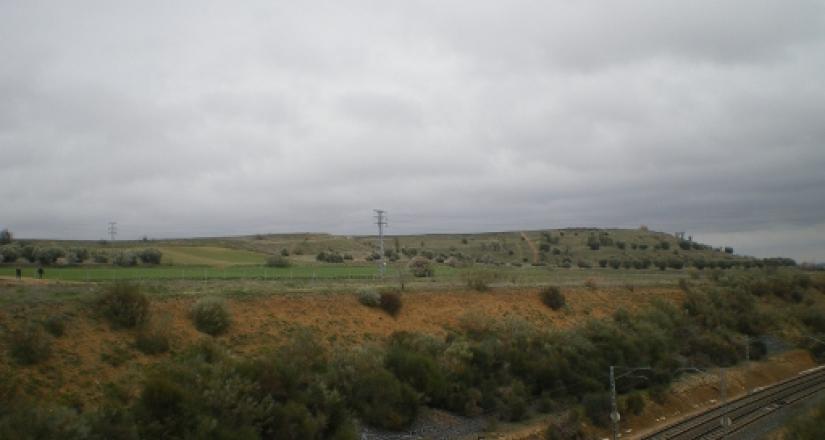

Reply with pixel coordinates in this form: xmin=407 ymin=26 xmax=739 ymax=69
xmin=108 ymin=222 xmax=117 ymax=241
xmin=374 ymin=210 xmax=387 ymax=277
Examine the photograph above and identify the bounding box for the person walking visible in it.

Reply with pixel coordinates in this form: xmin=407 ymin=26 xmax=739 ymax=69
xmin=37 ymin=266 xmax=44 ymax=279
xmin=15 ymin=267 xmax=21 ymax=279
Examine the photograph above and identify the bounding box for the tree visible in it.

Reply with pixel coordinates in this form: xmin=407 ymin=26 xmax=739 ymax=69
xmin=408 ymin=256 xmax=434 ymax=277
xmin=0 ymin=229 xmax=11 ymax=245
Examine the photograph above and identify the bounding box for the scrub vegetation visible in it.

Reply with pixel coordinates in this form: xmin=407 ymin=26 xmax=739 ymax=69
xmin=0 ymin=228 xmax=822 ymax=438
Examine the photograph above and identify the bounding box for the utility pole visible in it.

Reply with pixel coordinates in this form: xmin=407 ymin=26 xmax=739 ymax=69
xmin=609 ymin=366 xmax=650 ymax=440
xmin=743 ymin=336 xmax=751 ymax=396
xmin=108 ymin=222 xmax=117 ymax=242
xmin=719 ymin=368 xmax=731 ymax=438
xmin=610 ymin=366 xmax=619 ymax=440
xmin=374 ymin=210 xmax=387 ymax=277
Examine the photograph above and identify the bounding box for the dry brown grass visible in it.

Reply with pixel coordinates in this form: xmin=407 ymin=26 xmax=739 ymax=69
xmin=0 ymin=286 xmax=684 ymax=407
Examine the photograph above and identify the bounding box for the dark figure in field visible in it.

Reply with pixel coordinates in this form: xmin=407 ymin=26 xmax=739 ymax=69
xmin=15 ymin=267 xmax=21 ymax=279
xmin=37 ymin=266 xmax=44 ymax=279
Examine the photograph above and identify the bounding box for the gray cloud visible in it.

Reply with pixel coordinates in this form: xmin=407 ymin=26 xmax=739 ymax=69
xmin=1 ymin=1 xmax=825 ymax=261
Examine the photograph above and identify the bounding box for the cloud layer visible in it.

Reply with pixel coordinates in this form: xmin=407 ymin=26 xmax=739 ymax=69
xmin=2 ymin=1 xmax=824 ymax=260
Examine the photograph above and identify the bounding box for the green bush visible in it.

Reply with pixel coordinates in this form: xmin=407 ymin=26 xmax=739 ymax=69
xmin=97 ymin=283 xmax=150 ymax=329
xmin=357 ymin=288 xmax=381 ymax=307
xmin=545 ymin=411 xmax=585 ymax=440
xmin=265 ymin=255 xmax=290 ymax=267
xmin=191 ymin=297 xmax=231 ymax=336
xmin=316 ymin=250 xmax=344 ymax=263
xmin=583 ymin=392 xmax=612 ymax=427
xmin=0 ymin=246 xmax=19 ymax=263
xmin=9 ymin=324 xmax=52 ymax=365
xmin=0 ymin=406 xmax=87 ymax=439
xmin=623 ymin=393 xmax=645 ymax=416
xmin=385 ymin=343 xmax=448 ymax=405
xmin=462 ymin=269 xmax=500 ymax=291
xmin=784 ymin=400 xmax=825 ymax=439
xmin=135 ymin=318 xmax=172 ymax=355
xmin=137 ymin=248 xmax=162 ymax=265
xmin=113 ymin=251 xmax=138 ymax=267
xmin=540 ymin=286 xmax=566 ymax=310
xmin=407 ymin=256 xmax=434 ymax=277
xmin=43 ymin=316 xmax=65 ymax=337
xmin=350 ymin=369 xmax=419 ymax=430
xmin=380 ymin=292 xmax=402 ymax=317
xmin=33 ymin=247 xmax=64 ymax=265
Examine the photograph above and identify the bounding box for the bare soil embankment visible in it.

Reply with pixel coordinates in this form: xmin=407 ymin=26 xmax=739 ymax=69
xmin=0 ymin=286 xmax=682 ymax=407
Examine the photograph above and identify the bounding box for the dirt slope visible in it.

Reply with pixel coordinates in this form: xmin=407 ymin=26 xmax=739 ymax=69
xmin=0 ymin=286 xmax=683 ymax=407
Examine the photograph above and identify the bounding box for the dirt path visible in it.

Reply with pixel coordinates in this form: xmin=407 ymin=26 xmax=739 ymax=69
xmin=520 ymin=232 xmax=539 ymax=264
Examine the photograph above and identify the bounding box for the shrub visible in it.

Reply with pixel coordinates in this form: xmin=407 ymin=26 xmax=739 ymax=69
xmin=462 ymin=269 xmax=500 ymax=291
xmin=316 ymin=250 xmax=344 ymax=263
xmin=624 ymin=393 xmax=645 ymax=416
xmin=784 ymin=400 xmax=825 ymax=440
xmin=92 ymin=252 xmax=109 ymax=263
xmin=379 ymin=292 xmax=402 ymax=317
xmin=350 ymin=369 xmax=419 ymax=430
xmin=97 ymin=283 xmax=150 ymax=329
xmin=540 ymin=286 xmax=566 ymax=310
xmin=265 ymin=255 xmax=290 ymax=267
xmin=101 ymin=344 xmax=134 ymax=367
xmin=598 ymin=259 xmax=608 ymax=268
xmin=407 ymin=256 xmax=434 ymax=277
xmin=280 ymin=248 xmax=289 ymax=256
xmin=135 ymin=317 xmax=172 ymax=354
xmin=33 ymin=247 xmax=64 ymax=265
xmin=43 ymin=315 xmax=66 ymax=337
xmin=137 ymin=248 xmax=162 ymax=265
xmin=586 ymin=234 xmax=600 ymax=251
xmin=357 ymin=288 xmax=381 ymax=307
xmin=583 ymin=392 xmax=612 ymax=427
xmin=499 ymin=380 xmax=529 ymax=422
xmin=113 ymin=251 xmax=138 ymax=267
xmin=609 ymin=259 xmax=621 ymax=269
xmin=9 ymin=324 xmax=52 ymax=365
xmin=0 ymin=246 xmax=19 ymax=263
xmin=385 ymin=343 xmax=448 ymax=405
xmin=545 ymin=412 xmax=585 ymax=440
xmin=191 ymin=297 xmax=231 ymax=336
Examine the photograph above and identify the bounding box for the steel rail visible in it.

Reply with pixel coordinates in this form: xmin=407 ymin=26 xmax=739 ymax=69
xmin=641 ymin=367 xmax=825 ymax=439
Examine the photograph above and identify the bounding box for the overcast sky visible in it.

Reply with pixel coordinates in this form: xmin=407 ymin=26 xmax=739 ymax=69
xmin=2 ymin=1 xmax=824 ymax=261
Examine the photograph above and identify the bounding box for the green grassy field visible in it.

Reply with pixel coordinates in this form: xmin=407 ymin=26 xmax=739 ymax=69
xmin=0 ymin=264 xmax=388 ymax=282
xmin=0 ymin=262 xmax=706 ymax=290
xmin=158 ymin=246 xmax=269 ymax=266
xmin=0 ymin=227 xmax=762 ymax=289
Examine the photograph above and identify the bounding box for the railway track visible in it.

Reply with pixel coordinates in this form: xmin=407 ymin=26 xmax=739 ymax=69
xmin=641 ymin=366 xmax=825 ymax=440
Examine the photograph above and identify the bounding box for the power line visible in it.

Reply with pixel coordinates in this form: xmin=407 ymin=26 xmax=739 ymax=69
xmin=108 ymin=222 xmax=117 ymax=241
xmin=374 ymin=209 xmax=387 ymax=277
